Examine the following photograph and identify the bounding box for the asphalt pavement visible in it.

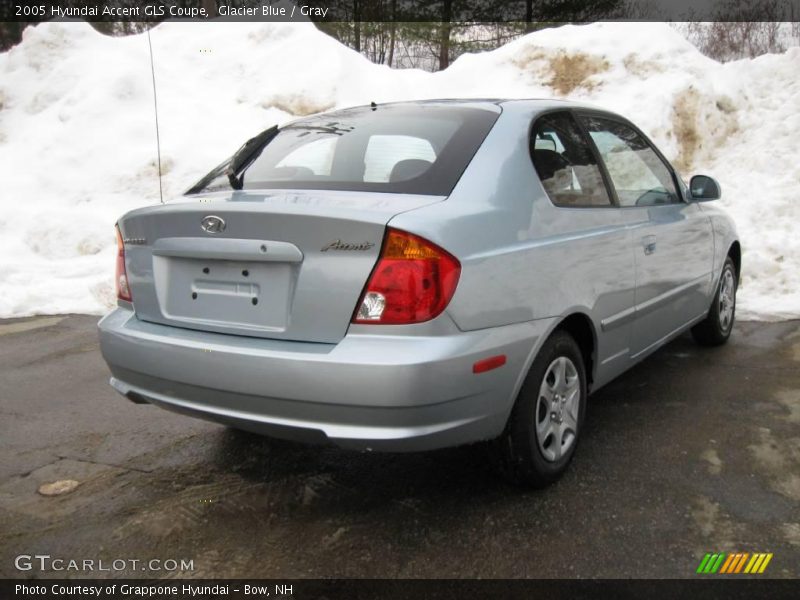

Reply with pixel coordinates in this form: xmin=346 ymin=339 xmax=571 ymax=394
xmin=1 ymin=315 xmax=798 ymax=578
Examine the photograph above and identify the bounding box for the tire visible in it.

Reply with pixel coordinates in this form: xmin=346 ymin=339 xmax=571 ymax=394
xmin=491 ymin=330 xmax=587 ymax=488
xmin=691 ymin=257 xmax=737 ymax=347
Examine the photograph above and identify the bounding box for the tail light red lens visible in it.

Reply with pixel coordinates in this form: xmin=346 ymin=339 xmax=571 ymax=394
xmin=115 ymin=226 xmax=132 ymax=302
xmin=353 ymin=228 xmax=460 ymax=325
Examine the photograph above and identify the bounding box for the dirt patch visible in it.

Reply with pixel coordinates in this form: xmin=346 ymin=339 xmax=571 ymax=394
xmin=700 ymin=448 xmax=722 ymax=475
xmin=673 ymin=88 xmax=739 ymax=173
xmin=783 ymin=522 xmax=800 ymax=546
xmin=775 ymin=389 xmax=800 ymax=423
xmin=0 ymin=458 xmax=125 ymax=520
xmin=148 ymin=155 xmax=173 ymax=177
xmin=748 ymin=427 xmax=800 ymax=502
xmin=263 ymin=94 xmax=334 ymax=117
xmin=114 ymin=476 xmax=253 ymax=539
xmin=672 ymin=87 xmax=701 ymax=173
xmin=715 ymin=96 xmax=737 ymax=114
xmin=691 ymin=495 xmax=740 ymax=548
xmin=511 ymin=49 xmax=609 ymax=96
xmin=623 ymin=54 xmax=665 ymax=78
xmin=510 ymin=48 xmax=546 ymax=69
xmin=546 ymin=51 xmax=609 ymax=95
xmin=0 ymin=317 xmax=65 ymax=337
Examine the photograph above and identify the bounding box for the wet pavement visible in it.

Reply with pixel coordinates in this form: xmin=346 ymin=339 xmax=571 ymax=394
xmin=1 ymin=315 xmax=798 ymax=578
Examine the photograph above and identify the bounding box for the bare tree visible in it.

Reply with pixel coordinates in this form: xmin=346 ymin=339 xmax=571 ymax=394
xmin=683 ymin=0 xmax=792 ymax=61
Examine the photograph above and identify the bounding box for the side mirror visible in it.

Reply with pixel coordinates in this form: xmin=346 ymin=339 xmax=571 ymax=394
xmin=690 ymin=175 xmax=721 ymax=201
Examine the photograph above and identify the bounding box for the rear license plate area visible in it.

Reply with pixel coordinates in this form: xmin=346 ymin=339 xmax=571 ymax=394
xmin=153 ymin=256 xmax=293 ymax=332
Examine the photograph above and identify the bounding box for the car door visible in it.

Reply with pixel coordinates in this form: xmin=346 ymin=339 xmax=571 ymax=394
xmin=528 ymin=110 xmax=636 ymax=386
xmin=578 ymin=113 xmax=714 ymax=358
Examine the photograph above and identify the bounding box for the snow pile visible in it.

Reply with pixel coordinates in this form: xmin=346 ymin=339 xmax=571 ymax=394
xmin=0 ymin=21 xmax=798 ymax=319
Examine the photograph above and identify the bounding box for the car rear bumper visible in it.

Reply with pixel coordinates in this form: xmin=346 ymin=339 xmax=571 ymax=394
xmin=98 ymin=308 xmax=552 ymax=451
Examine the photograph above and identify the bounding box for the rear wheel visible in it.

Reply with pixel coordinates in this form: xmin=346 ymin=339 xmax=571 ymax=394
xmin=491 ymin=330 xmax=586 ymax=488
xmin=691 ymin=257 xmax=737 ymax=346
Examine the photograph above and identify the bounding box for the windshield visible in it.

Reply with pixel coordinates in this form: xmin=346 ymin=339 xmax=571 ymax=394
xmin=188 ymin=104 xmax=499 ymax=196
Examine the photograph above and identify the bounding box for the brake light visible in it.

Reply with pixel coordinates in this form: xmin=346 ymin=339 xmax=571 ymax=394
xmin=115 ymin=225 xmax=132 ymax=301
xmin=353 ymin=228 xmax=460 ymax=325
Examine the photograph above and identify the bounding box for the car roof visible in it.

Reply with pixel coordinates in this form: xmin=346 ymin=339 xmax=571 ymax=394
xmin=339 ymin=97 xmax=612 ymax=115
xmin=279 ymin=98 xmax=623 ymax=135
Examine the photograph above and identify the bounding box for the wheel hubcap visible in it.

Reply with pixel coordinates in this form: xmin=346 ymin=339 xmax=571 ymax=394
xmin=535 ymin=356 xmax=580 ymax=462
xmin=718 ymin=268 xmax=735 ymax=332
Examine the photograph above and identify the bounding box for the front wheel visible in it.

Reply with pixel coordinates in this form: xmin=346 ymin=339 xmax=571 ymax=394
xmin=491 ymin=330 xmax=586 ymax=488
xmin=691 ymin=257 xmax=737 ymax=346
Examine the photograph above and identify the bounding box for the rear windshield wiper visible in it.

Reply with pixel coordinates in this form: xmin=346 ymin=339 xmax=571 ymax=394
xmin=225 ymin=125 xmax=279 ymax=190
xmin=184 ymin=125 xmax=278 ymax=195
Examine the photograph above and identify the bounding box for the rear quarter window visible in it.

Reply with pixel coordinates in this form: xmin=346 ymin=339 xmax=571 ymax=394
xmin=530 ymin=111 xmax=612 ymax=208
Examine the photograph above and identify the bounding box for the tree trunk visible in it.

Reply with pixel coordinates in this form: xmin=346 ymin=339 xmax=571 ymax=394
xmin=387 ymin=0 xmax=396 ymax=67
xmin=353 ymin=0 xmax=361 ymax=52
xmin=439 ymin=0 xmax=452 ymax=71
xmin=525 ymin=0 xmax=534 ymax=33
xmin=201 ymin=0 xmax=217 ymax=18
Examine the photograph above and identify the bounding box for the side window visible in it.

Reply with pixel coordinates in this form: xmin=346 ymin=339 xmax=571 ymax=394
xmin=580 ymin=116 xmax=679 ymax=207
xmin=363 ymin=135 xmax=436 ymax=183
xmin=531 ymin=112 xmax=612 ymax=208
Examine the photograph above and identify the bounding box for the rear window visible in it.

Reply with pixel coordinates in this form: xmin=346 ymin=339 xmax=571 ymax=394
xmin=194 ymin=104 xmax=499 ymax=196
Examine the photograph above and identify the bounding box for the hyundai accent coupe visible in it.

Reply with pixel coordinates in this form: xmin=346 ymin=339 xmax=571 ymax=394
xmin=99 ymin=99 xmax=740 ymax=487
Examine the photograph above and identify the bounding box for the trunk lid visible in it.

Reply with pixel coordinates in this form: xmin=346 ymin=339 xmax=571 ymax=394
xmin=119 ymin=190 xmax=444 ymax=343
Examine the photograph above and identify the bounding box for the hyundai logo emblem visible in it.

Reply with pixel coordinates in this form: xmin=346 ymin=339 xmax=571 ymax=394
xmin=201 ymin=215 xmax=226 ymax=234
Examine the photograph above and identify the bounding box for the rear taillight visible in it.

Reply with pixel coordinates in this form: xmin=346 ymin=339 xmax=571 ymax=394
xmin=115 ymin=225 xmax=132 ymax=301
xmin=353 ymin=228 xmax=460 ymax=325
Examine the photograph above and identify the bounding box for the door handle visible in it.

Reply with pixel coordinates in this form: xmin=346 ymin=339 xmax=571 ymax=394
xmin=642 ymin=235 xmax=657 ymax=255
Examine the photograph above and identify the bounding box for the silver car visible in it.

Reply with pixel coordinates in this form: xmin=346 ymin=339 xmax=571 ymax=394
xmin=99 ymin=99 xmax=740 ymax=486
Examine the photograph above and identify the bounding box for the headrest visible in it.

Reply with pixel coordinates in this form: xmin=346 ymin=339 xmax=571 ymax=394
xmin=533 ymin=149 xmax=569 ymax=180
xmin=389 ymin=159 xmax=433 ymax=182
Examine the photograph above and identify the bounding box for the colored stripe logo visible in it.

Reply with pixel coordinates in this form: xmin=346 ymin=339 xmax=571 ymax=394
xmin=696 ymin=552 xmax=773 ymax=574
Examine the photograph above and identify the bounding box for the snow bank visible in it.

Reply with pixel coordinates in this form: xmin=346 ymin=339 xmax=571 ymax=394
xmin=0 ymin=21 xmax=798 ymax=319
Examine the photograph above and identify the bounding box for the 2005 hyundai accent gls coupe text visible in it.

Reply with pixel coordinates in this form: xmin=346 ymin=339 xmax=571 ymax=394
xmin=99 ymin=99 xmax=740 ymax=487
